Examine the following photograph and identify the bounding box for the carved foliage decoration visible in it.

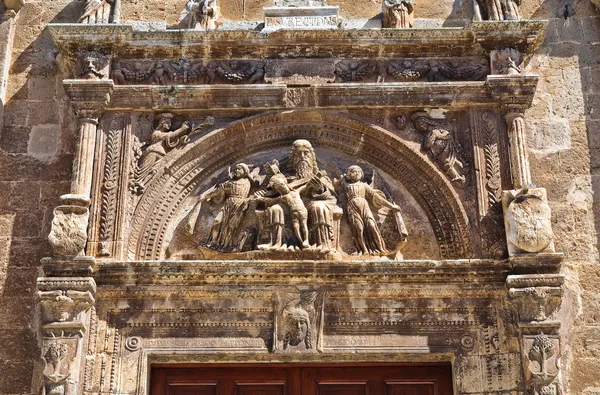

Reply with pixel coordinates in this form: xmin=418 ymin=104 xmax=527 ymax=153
xmin=113 ymin=59 xmax=265 ymax=85
xmin=507 ymin=275 xmax=563 ymax=324
xmin=273 ymin=288 xmax=324 ymax=353
xmin=523 ymin=334 xmax=560 ymax=395
xmin=43 ymin=340 xmax=72 ymax=395
xmin=98 ymin=119 xmax=123 ymax=256
xmin=482 ymin=112 xmax=502 ymax=209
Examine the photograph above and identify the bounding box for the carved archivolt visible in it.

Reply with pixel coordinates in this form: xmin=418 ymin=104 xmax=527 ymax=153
xmin=127 ymin=111 xmax=471 ymax=260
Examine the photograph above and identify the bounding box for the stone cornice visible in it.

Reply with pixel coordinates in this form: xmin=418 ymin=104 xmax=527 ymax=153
xmin=47 ymin=21 xmax=547 ymax=60
xmin=105 ymin=75 xmax=538 ymax=110
xmin=93 ymin=259 xmax=512 ymax=287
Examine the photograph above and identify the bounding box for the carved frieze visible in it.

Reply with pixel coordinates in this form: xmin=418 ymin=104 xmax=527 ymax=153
xmin=111 ymin=57 xmax=489 ymax=85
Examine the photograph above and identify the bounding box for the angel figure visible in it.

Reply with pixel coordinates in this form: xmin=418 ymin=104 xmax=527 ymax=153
xmin=275 ymin=290 xmax=323 ymax=353
xmin=340 ymin=165 xmax=406 ymax=255
xmin=131 ymin=113 xmax=191 ymax=193
xmin=411 ymin=112 xmax=466 ymax=183
xmin=201 ymin=163 xmax=253 ymax=251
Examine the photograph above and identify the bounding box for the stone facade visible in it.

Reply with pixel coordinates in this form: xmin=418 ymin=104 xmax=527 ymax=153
xmin=0 ymin=0 xmax=599 ymax=395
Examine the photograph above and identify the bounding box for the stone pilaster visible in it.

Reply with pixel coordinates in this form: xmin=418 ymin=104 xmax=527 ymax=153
xmin=38 ymin=277 xmax=96 ymax=395
xmin=508 ymin=274 xmax=564 ymax=395
xmin=505 ymin=110 xmax=532 ymax=189
xmin=0 ymin=1 xmax=20 ymax=130
xmin=44 ymin=79 xmax=113 ymax=261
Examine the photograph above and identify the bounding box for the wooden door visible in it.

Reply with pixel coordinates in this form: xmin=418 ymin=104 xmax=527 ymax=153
xmin=151 ymin=364 xmax=453 ymax=395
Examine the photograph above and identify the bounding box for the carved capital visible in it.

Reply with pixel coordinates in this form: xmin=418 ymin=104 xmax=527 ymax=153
xmin=503 ymin=188 xmax=555 ymax=256
xmin=37 ymin=277 xmax=96 ymax=338
xmin=63 ymin=79 xmax=113 ymax=117
xmin=508 ymin=274 xmax=563 ymax=328
xmin=486 ymin=74 xmax=538 ymax=111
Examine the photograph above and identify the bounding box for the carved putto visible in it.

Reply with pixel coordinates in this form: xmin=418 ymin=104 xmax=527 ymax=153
xmin=382 ymin=0 xmax=414 ymax=28
xmin=273 ymin=289 xmax=324 ymax=353
xmin=411 ymin=112 xmax=466 ymax=183
xmin=181 ymin=139 xmax=409 ymax=260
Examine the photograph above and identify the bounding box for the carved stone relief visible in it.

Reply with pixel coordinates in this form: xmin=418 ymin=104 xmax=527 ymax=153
xmin=48 ymin=195 xmax=91 ymax=257
xmin=473 ymin=0 xmax=520 ymax=21
xmin=274 ymin=289 xmax=325 ymax=353
xmin=382 ymin=0 xmax=414 ymax=28
xmin=491 ymin=48 xmax=523 ymax=75
xmin=180 ymin=139 xmax=410 ymax=260
xmin=79 ymin=0 xmax=119 ymax=23
xmin=503 ymin=188 xmax=555 ymax=255
xmin=111 ymin=57 xmax=489 ymax=85
xmin=411 ymin=112 xmax=466 ymax=183
xmin=76 ymin=51 xmax=110 ymax=81
xmin=182 ymin=0 xmax=217 ymax=29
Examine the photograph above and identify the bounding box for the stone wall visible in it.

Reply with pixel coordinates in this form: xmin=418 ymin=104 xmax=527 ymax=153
xmin=0 ymin=0 xmax=599 ymax=394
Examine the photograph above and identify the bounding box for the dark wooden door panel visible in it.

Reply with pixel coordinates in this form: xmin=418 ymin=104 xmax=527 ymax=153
xmin=151 ymin=364 xmax=452 ymax=395
xmin=315 ymin=381 xmax=368 ymax=395
xmin=235 ymin=381 xmax=287 ymax=395
xmin=385 ymin=382 xmax=435 ymax=395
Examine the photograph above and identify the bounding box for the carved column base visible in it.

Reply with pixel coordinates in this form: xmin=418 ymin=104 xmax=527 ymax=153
xmin=502 ymin=187 xmax=555 ymax=256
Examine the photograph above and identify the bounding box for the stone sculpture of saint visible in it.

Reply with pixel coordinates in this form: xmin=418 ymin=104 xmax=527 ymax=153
xmin=382 ymin=0 xmax=414 ymax=28
xmin=79 ymin=0 xmax=114 ymax=23
xmin=473 ymin=0 xmax=520 ymax=21
xmin=340 ymin=165 xmax=405 ymax=255
xmin=411 ymin=112 xmax=466 ymax=183
xmin=184 ymin=0 xmax=216 ymax=29
xmin=289 ymin=140 xmax=338 ymax=251
xmin=131 ymin=113 xmax=191 ymax=193
xmin=201 ymin=163 xmax=252 ymax=251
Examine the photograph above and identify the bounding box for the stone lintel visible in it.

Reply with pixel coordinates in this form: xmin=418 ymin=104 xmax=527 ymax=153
xmin=47 ymin=21 xmax=547 ymax=60
xmin=106 ymin=77 xmax=538 ymax=110
xmin=93 ymin=259 xmax=512 ymax=287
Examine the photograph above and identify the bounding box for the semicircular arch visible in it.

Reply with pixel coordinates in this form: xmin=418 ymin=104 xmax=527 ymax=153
xmin=127 ymin=110 xmax=472 ymax=260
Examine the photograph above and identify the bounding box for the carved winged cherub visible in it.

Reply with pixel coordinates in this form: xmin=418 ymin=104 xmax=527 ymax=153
xmin=339 ymin=165 xmax=407 ymax=255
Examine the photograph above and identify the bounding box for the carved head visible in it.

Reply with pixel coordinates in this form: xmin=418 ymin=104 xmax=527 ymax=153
xmin=290 ymin=139 xmax=318 ymax=178
xmin=283 ymin=307 xmax=311 ymax=349
xmin=264 ymin=159 xmax=280 ymax=176
xmin=232 ymin=163 xmax=249 ymax=179
xmin=155 ymin=113 xmax=175 ymax=130
xmin=411 ymin=111 xmax=434 ymax=132
xmin=346 ymin=165 xmax=364 ymax=183
xmin=271 ymin=177 xmax=291 ymax=195
xmin=79 ymin=50 xmax=108 ymax=80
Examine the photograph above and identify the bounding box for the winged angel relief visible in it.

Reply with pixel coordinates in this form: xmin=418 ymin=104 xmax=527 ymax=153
xmin=180 ymin=139 xmax=408 ymax=260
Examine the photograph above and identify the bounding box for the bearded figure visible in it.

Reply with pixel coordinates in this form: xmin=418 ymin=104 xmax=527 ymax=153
xmin=288 ymin=140 xmax=338 ymax=251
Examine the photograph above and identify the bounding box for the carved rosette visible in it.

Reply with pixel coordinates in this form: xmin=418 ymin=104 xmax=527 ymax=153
xmin=273 ymin=288 xmax=325 ymax=353
xmin=502 ymin=188 xmax=555 ymax=256
xmin=508 ymin=274 xmax=564 ymax=395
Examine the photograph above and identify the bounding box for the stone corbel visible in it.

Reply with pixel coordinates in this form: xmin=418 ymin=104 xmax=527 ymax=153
xmin=508 ymin=274 xmax=564 ymax=395
xmin=38 ymin=277 xmax=96 ymax=395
